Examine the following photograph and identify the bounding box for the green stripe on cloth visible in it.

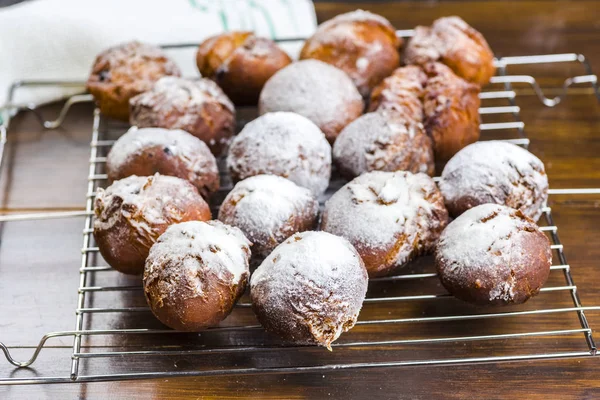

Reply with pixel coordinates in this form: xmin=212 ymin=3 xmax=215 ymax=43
xmin=248 ymin=0 xmax=276 ymax=38
xmin=279 ymin=0 xmax=299 ymax=32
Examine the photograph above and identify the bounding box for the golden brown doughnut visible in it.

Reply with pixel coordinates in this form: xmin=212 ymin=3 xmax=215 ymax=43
xmin=144 ymin=220 xmax=251 ymax=331
xmin=129 ymin=77 xmax=235 ymax=156
xmin=435 ymin=204 xmax=551 ymax=305
xmin=93 ymin=174 xmax=211 ymax=275
xmin=86 ymin=41 xmax=181 ymax=121
xmin=196 ymin=31 xmax=292 ymax=105
xmin=106 ymin=127 xmax=220 ymax=199
xmin=405 ymin=16 xmax=496 ymax=86
xmin=321 ymin=171 xmax=449 ymax=277
xmin=300 ymin=10 xmax=401 ymax=96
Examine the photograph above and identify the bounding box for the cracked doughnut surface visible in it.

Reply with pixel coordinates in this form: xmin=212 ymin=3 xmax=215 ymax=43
xmin=93 ymin=174 xmax=211 ymax=275
xmin=143 ymin=220 xmax=251 ymax=331
xmin=320 ymin=171 xmax=448 ymax=277
xmin=300 ymin=10 xmax=402 ymax=97
xmin=333 ymin=110 xmax=434 ymax=178
xmin=250 ymin=231 xmax=368 ymax=349
xmin=439 ymin=141 xmax=549 ymax=221
xmin=196 ymin=31 xmax=292 ymax=106
xmin=435 ymin=204 xmax=551 ymax=305
xmin=218 ymin=175 xmax=319 ymax=260
xmin=87 ymin=41 xmax=181 ymax=121
xmin=106 ymin=127 xmax=219 ymax=199
xmin=405 ymin=16 xmax=496 ymax=86
xmin=129 ymin=76 xmax=235 ymax=155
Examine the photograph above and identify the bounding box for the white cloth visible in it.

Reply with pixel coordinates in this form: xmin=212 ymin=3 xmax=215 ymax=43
xmin=0 ymin=0 xmax=316 ymax=107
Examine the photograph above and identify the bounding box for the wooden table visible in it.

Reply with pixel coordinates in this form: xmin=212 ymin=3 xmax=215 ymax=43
xmin=1 ymin=1 xmax=600 ymax=398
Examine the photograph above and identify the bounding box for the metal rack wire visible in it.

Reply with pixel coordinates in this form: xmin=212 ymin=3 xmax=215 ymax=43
xmin=1 ymin=36 xmax=600 ymax=385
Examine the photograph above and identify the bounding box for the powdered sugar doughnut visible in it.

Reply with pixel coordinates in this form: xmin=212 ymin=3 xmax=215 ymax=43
xmin=320 ymin=171 xmax=448 ymax=277
xmin=250 ymin=231 xmax=368 ymax=349
xmin=332 ymin=111 xmax=434 ymax=178
xmin=93 ymin=174 xmax=211 ymax=275
xmin=106 ymin=127 xmax=219 ymax=199
xmin=227 ymin=112 xmax=332 ymax=196
xmin=300 ymin=10 xmax=401 ymax=97
xmin=439 ymin=141 xmax=549 ymax=221
xmin=368 ymin=65 xmax=427 ymax=120
xmin=218 ymin=175 xmax=319 ymax=259
xmin=405 ymin=16 xmax=496 ymax=86
xmin=144 ymin=220 xmax=250 ymax=331
xmin=258 ymin=60 xmax=364 ymax=144
xmin=87 ymin=41 xmax=181 ymax=121
xmin=435 ymin=204 xmax=552 ymax=305
xmin=129 ymin=76 xmax=235 ymax=155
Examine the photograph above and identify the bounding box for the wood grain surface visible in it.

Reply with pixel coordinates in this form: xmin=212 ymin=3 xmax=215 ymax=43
xmin=1 ymin=1 xmax=600 ymax=399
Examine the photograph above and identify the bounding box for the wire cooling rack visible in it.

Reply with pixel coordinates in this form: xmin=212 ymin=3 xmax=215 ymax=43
xmin=1 ymin=35 xmax=600 ymax=385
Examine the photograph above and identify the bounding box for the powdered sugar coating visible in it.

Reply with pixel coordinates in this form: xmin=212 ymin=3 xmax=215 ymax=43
xmin=227 ymin=112 xmax=332 ymax=196
xmin=143 ymin=220 xmax=251 ymax=330
xmin=405 ymin=16 xmax=496 ymax=86
xmin=93 ymin=174 xmax=211 ymax=274
xmin=321 ymin=9 xmax=396 ymax=29
xmin=435 ymin=204 xmax=552 ymax=305
xmin=321 ymin=171 xmax=448 ymax=277
xmin=258 ymin=60 xmax=364 ymax=143
xmin=129 ymin=76 xmax=235 ymax=155
xmin=250 ymin=231 xmax=368 ymax=349
xmin=333 ymin=111 xmax=434 ymax=178
xmin=439 ymin=141 xmax=549 ymax=221
xmin=218 ymin=175 xmax=319 ymax=258
xmin=106 ymin=127 xmax=219 ymax=198
xmin=86 ymin=41 xmax=182 ymax=121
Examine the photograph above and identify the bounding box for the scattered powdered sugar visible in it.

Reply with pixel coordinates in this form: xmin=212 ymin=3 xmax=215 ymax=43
xmin=91 ymin=41 xmax=181 ymax=89
xmin=404 ymin=17 xmax=495 ymax=85
xmin=144 ymin=220 xmax=251 ymax=304
xmin=94 ymin=174 xmax=205 ymax=233
xmin=218 ymin=175 xmax=319 ymax=257
xmin=227 ymin=112 xmax=332 ymax=196
xmin=319 ymin=9 xmax=395 ymax=31
xmin=321 ymin=171 xmax=447 ymax=270
xmin=439 ymin=141 xmax=549 ymax=221
xmin=333 ymin=111 xmax=434 ymax=177
xmin=258 ymin=60 xmax=363 ymax=138
xmin=106 ymin=126 xmax=217 ymax=178
xmin=435 ymin=204 xmax=548 ymax=302
xmin=250 ymin=231 xmax=368 ymax=348
xmin=131 ymin=76 xmax=234 ymax=115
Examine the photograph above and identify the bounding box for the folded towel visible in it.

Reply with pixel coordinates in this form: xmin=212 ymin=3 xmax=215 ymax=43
xmin=0 ymin=0 xmax=316 ymax=108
